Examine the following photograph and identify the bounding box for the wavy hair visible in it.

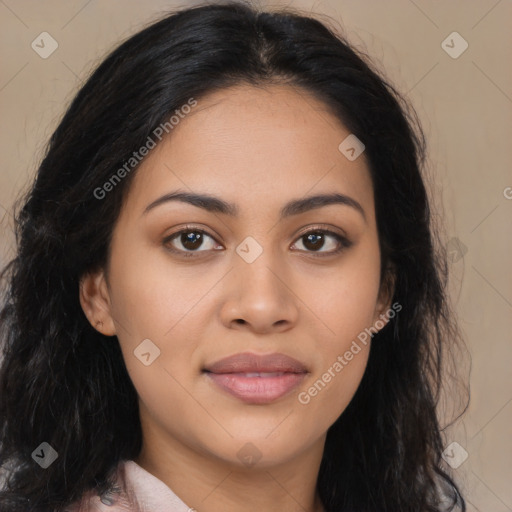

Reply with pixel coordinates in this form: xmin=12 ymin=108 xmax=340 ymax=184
xmin=0 ymin=1 xmax=468 ymax=510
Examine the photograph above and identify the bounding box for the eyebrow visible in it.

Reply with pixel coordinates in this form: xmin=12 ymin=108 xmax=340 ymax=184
xmin=142 ymin=190 xmax=366 ymax=222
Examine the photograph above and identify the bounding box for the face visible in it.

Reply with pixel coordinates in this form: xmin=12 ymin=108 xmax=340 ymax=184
xmin=80 ymin=83 xmax=393 ymax=470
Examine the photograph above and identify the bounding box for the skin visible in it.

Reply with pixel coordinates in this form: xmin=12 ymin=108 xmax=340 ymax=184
xmin=80 ymin=83 xmax=394 ymax=512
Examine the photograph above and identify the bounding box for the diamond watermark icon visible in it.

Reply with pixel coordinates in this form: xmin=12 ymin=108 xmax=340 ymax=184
xmin=32 ymin=442 xmax=58 ymax=469
xmin=237 ymin=442 xmax=262 ymax=468
xmin=442 ymin=441 xmax=468 ymax=469
xmin=447 ymin=237 xmax=468 ymax=263
xmin=441 ymin=32 xmax=468 ymax=59
xmin=31 ymin=32 xmax=59 ymax=59
xmin=236 ymin=236 xmax=263 ymax=264
xmin=134 ymin=338 xmax=161 ymax=366
xmin=338 ymin=134 xmax=365 ymax=161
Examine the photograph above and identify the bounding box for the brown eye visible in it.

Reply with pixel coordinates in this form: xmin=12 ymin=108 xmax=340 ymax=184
xmin=302 ymin=232 xmax=326 ymax=251
xmin=164 ymin=228 xmax=220 ymax=256
xmin=292 ymin=229 xmax=352 ymax=255
xmin=180 ymin=231 xmax=204 ymax=250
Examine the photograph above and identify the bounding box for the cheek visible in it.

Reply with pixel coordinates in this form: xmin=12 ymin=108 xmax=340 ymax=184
xmin=105 ymin=239 xmax=212 ymax=404
xmin=308 ymin=236 xmax=382 ymax=342
xmin=107 ymin=235 xmax=218 ymax=341
xmin=294 ymin=238 xmax=380 ymax=424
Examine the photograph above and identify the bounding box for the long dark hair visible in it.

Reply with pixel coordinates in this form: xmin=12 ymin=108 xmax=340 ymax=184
xmin=0 ymin=1 xmax=468 ymax=510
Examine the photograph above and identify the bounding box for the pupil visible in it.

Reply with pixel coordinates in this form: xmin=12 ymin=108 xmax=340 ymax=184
xmin=305 ymin=232 xmax=324 ymax=251
xmin=182 ymin=232 xmax=202 ymax=250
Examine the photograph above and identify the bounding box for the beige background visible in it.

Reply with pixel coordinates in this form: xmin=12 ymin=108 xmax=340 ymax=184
xmin=0 ymin=1 xmax=511 ymax=510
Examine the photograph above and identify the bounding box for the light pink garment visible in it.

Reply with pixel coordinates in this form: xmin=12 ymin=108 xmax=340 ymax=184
xmin=66 ymin=460 xmax=195 ymax=512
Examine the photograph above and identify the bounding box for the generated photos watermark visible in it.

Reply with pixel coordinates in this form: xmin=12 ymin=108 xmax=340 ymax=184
xmin=298 ymin=301 xmax=402 ymax=405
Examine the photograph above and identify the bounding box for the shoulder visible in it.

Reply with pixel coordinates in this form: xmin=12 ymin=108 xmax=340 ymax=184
xmin=65 ymin=459 xmax=195 ymax=511
xmin=65 ymin=460 xmax=132 ymax=512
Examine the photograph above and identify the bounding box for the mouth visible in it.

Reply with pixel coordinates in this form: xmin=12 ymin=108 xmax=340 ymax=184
xmin=202 ymin=352 xmax=308 ymax=405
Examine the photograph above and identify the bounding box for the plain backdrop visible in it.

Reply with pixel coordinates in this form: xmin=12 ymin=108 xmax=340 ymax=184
xmin=0 ymin=1 xmax=511 ymax=511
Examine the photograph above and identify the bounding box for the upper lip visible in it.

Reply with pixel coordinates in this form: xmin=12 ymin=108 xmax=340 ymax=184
xmin=203 ymin=352 xmax=308 ymax=374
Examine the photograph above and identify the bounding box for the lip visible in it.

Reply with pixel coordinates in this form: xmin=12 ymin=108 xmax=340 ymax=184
xmin=203 ymin=352 xmax=308 ymax=405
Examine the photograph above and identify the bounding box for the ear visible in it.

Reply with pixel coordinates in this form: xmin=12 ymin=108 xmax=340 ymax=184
xmin=79 ymin=268 xmax=117 ymax=336
xmin=372 ymin=263 xmax=396 ymax=329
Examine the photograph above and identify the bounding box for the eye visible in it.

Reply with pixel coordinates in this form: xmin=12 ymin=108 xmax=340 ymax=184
xmin=163 ymin=226 xmax=221 ymax=258
xmin=291 ymin=227 xmax=352 ymax=256
xmin=163 ymin=224 xmax=352 ymax=258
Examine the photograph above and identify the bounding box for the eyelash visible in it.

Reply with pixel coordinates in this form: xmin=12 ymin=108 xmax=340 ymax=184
xmin=162 ymin=224 xmax=352 ymax=259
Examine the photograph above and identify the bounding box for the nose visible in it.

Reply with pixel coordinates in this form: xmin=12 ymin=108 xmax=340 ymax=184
xmin=219 ymin=252 xmax=299 ymax=335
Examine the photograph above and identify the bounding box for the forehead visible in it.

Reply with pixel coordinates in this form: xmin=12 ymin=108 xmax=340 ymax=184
xmin=121 ymin=83 xmax=374 ymax=219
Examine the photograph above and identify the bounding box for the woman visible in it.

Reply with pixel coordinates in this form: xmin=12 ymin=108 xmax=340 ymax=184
xmin=0 ymin=1 xmax=467 ymax=511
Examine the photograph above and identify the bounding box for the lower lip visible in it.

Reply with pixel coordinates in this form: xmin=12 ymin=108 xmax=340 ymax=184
xmin=205 ymin=372 xmax=307 ymax=404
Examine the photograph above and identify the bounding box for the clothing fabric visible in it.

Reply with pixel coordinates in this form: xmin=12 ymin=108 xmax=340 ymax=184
xmin=66 ymin=460 xmax=195 ymax=512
